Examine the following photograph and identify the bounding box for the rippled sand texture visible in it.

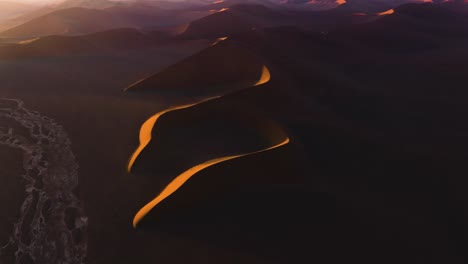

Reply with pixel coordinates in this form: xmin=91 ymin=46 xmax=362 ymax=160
xmin=0 ymin=99 xmax=87 ymax=264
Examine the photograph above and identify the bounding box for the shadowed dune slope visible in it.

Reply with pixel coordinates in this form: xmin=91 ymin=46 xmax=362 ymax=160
xmin=0 ymin=28 xmax=170 ymax=59
xmin=220 ymin=7 xmax=468 ymax=262
xmin=0 ymin=36 xmax=98 ymax=59
xmin=327 ymin=3 xmax=468 ymax=55
xmin=336 ymin=0 xmax=421 ymax=13
xmin=180 ymin=4 xmax=290 ymax=39
xmin=136 ymin=141 xmax=311 ymax=246
xmin=126 ymin=41 xmax=267 ymax=95
xmin=129 ymin=96 xmax=290 ymax=178
xmin=82 ymin=28 xmax=171 ymax=49
xmin=129 ymin=97 xmax=300 ymax=228
xmin=124 ymin=68 xmax=311 ymax=262
xmin=179 ymin=2 xmax=409 ymax=39
xmin=105 ymin=3 xmax=211 ymax=30
xmin=0 ymin=1 xmax=214 ymax=37
xmin=126 ymin=3 xmax=468 ymax=261
xmin=124 ymin=39 xmax=308 ymax=233
xmin=181 ymin=10 xmax=257 ymax=39
xmin=57 ymin=0 xmax=118 ymax=10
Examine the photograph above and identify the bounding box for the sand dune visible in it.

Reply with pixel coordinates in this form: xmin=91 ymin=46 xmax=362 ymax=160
xmin=0 ymin=7 xmax=127 ymax=39
xmin=0 ymin=2 xmax=213 ymax=39
xmin=329 ymin=2 xmax=468 ymax=53
xmin=124 ymin=40 xmax=296 ymax=228
xmin=105 ymin=3 xmax=211 ymax=31
xmin=126 ymin=63 xmax=296 ymax=228
xmin=0 ymin=28 xmax=172 ymax=60
xmin=1 ymin=2 xmax=467 ymax=263
xmin=125 ymin=40 xmax=269 ymax=95
xmin=0 ymin=35 xmax=98 ymax=59
xmin=132 ymin=133 xmax=290 ymax=228
xmin=126 ymin=96 xmax=220 ymax=173
xmin=124 ymin=4 xmax=468 ymax=259
xmin=181 ymin=9 xmax=257 ymax=39
xmin=56 ymin=0 xmax=118 ymax=10
xmin=180 ymin=4 xmax=287 ymax=39
xmin=0 ymin=0 xmax=137 ymax=34
xmin=179 ymin=1 xmax=417 ymax=39
xmin=212 ymin=7 xmax=468 ymax=261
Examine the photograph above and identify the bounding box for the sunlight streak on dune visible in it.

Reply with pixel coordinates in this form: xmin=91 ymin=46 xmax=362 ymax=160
xmin=132 ymin=137 xmax=290 ymax=228
xmin=336 ymin=0 xmax=347 ymax=5
xmin=255 ymin=65 xmax=271 ymax=86
xmin=211 ymin=7 xmax=230 ymax=13
xmin=127 ymin=96 xmax=220 ymax=172
xmin=127 ymin=65 xmax=271 ymax=173
xmin=352 ymin=12 xmax=368 ymax=16
xmin=18 ymin=37 xmax=40 ymax=45
xmin=377 ymin=9 xmax=395 ymax=16
xmin=127 ymin=65 xmax=278 ymax=227
xmin=211 ymin=36 xmax=228 ymax=46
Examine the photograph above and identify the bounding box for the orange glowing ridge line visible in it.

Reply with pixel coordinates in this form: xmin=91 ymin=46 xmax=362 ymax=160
xmin=377 ymin=9 xmax=395 ymax=16
xmin=255 ymin=65 xmax=271 ymax=86
xmin=132 ymin=137 xmax=290 ymax=228
xmin=129 ymin=66 xmax=274 ymax=227
xmin=18 ymin=37 xmax=40 ymax=45
xmin=127 ymin=96 xmax=220 ymax=172
xmin=127 ymin=66 xmax=270 ymax=172
xmin=211 ymin=36 xmax=228 ymax=46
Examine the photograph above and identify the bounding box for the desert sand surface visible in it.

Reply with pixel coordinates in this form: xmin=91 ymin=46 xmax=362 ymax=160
xmin=126 ymin=41 xmax=269 ymax=95
xmin=0 ymin=1 xmax=467 ymax=264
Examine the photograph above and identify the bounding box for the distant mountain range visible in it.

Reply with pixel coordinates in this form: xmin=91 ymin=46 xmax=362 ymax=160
xmin=1 ymin=0 xmax=466 ymax=40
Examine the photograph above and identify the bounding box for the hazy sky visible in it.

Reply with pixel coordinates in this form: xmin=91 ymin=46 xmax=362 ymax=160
xmin=6 ymin=0 xmax=66 ymax=4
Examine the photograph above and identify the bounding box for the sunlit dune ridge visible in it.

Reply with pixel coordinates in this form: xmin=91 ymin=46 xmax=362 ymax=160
xmin=211 ymin=7 xmax=230 ymax=13
xmin=255 ymin=65 xmax=271 ymax=86
xmin=336 ymin=0 xmax=347 ymax=5
xmin=132 ymin=137 xmax=290 ymax=228
xmin=210 ymin=36 xmax=228 ymax=46
xmin=18 ymin=37 xmax=40 ymax=45
xmin=127 ymin=65 xmax=270 ymax=173
xmin=352 ymin=12 xmax=368 ymax=16
xmin=128 ymin=65 xmax=280 ymax=227
xmin=378 ymin=9 xmax=395 ymax=16
xmin=127 ymin=96 xmax=220 ymax=172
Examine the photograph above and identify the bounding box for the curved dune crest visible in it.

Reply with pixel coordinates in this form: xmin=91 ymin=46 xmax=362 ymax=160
xmin=127 ymin=65 xmax=270 ymax=173
xmin=132 ymin=137 xmax=290 ymax=228
xmin=0 ymin=28 xmax=166 ymax=60
xmin=127 ymin=96 xmax=220 ymax=172
xmin=125 ymin=42 xmax=268 ymax=95
xmin=127 ymin=62 xmax=289 ymax=228
xmin=255 ymin=65 xmax=271 ymax=86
